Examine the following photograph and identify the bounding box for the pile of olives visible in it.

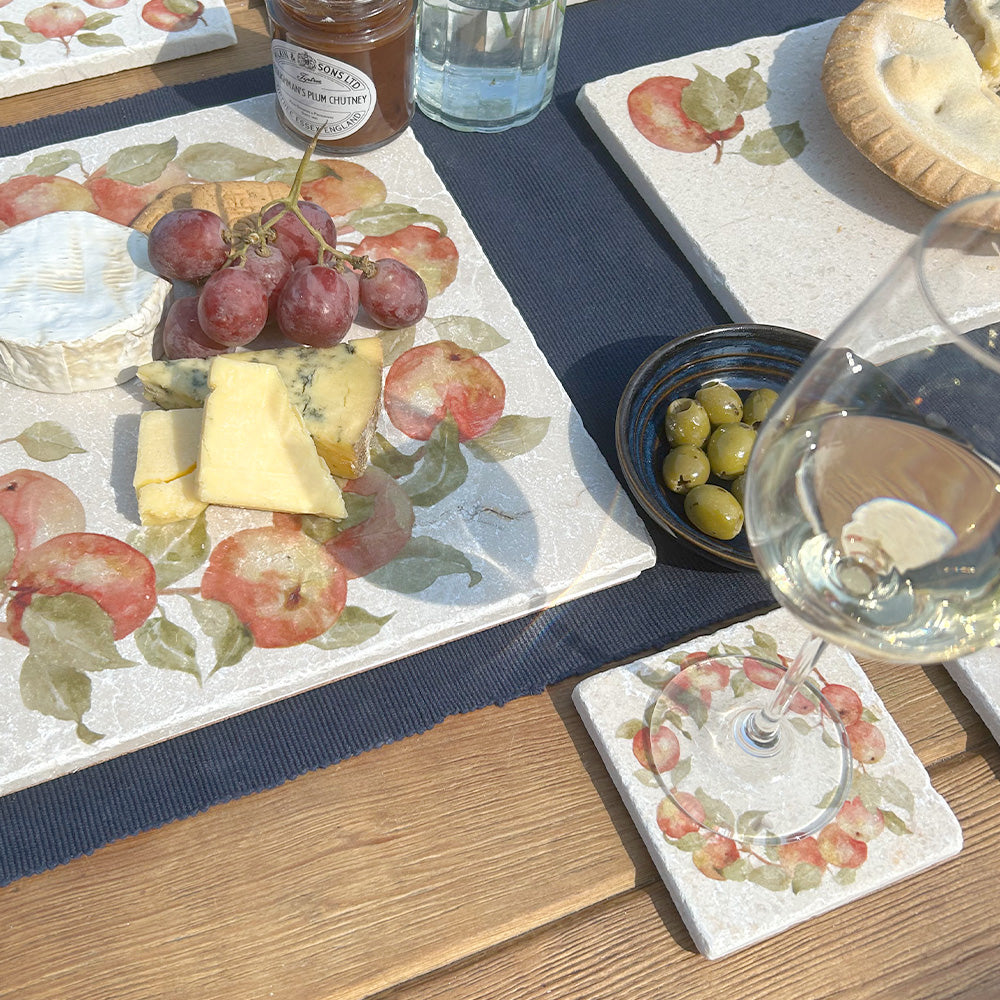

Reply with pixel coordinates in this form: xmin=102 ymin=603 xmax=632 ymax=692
xmin=660 ymin=381 xmax=778 ymax=541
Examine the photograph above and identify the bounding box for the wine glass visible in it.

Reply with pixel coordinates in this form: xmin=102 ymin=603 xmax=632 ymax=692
xmin=649 ymin=192 xmax=1000 ymax=847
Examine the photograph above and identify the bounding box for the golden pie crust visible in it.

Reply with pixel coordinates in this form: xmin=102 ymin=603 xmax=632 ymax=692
xmin=822 ymin=0 xmax=1000 ymax=208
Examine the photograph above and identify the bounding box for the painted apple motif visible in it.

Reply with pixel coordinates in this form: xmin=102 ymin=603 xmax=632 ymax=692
xmin=141 ymin=0 xmax=203 ymax=31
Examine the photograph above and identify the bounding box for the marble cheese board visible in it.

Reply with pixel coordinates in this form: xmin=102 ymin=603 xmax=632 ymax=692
xmin=576 ymin=18 xmax=942 ymax=339
xmin=0 ymin=95 xmax=655 ymax=797
xmin=0 ymin=0 xmax=236 ymax=99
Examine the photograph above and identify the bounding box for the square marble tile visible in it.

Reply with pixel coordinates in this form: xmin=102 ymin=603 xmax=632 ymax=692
xmin=947 ymin=646 xmax=1000 ymax=747
xmin=573 ymin=608 xmax=962 ymax=959
xmin=576 ymin=19 xmax=939 ymax=338
xmin=0 ymin=0 xmax=236 ymax=99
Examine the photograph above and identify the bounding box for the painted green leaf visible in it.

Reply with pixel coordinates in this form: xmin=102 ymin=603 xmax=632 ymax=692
xmin=791 ymin=862 xmax=825 ymax=893
xmin=721 ymin=857 xmax=752 ymax=881
xmin=1 ymin=21 xmax=47 ymax=43
xmin=695 ymin=786 xmax=736 ymax=835
xmin=632 ymin=768 xmax=660 ymax=788
xmin=0 ymin=515 xmax=15 ymax=581
xmin=834 ymin=867 xmax=858 ymax=886
xmin=0 ymin=39 xmax=23 ymax=62
xmin=877 ymin=774 xmax=915 ymax=815
xmin=82 ymin=12 xmax=116 ymax=29
xmin=681 ymin=65 xmax=740 ymax=134
xmin=615 ymin=718 xmax=643 ymax=740
xmin=8 ymin=420 xmax=86 ymax=461
xmin=350 ymin=203 xmax=448 ymax=237
xmin=20 ymin=593 xmax=135 ymax=673
xmin=378 ymin=327 xmax=417 ymax=366
xmin=850 ymin=769 xmax=882 ymax=812
xmin=725 ymin=57 xmax=768 ymax=112
xmin=104 ymin=138 xmax=178 ymax=185
xmin=747 ymin=865 xmax=790 ymax=891
xmin=298 ymin=507 xmax=364 ymax=544
xmin=789 ymin=716 xmax=812 ymax=737
xmin=129 ymin=512 xmax=209 ymax=589
xmin=670 ymin=685 xmax=708 ymax=728
xmin=635 ymin=666 xmax=673 ymax=689
xmin=254 ymin=157 xmax=334 ymax=185
xmin=861 ymin=706 xmax=881 ymax=723
xmin=428 ymin=315 xmax=509 ymax=353
xmin=746 ymin=626 xmax=779 ymax=658
xmin=20 ymin=654 xmax=94 ymax=732
xmin=309 ymin=606 xmax=394 ymax=650
xmin=183 ymin=595 xmax=254 ymax=675
xmin=730 ymin=670 xmax=754 ymax=697
xmin=77 ymin=33 xmax=125 ymax=47
xmin=402 ymin=417 xmax=467 ymax=506
xmin=177 ymin=143 xmax=278 ymax=182
xmin=135 ymin=615 xmax=200 ymax=681
xmin=672 ymin=832 xmax=705 ymax=853
xmin=366 ymin=535 xmax=482 ymax=593
xmin=881 ymin=808 xmax=913 ymax=836
xmin=735 ymin=809 xmax=769 ymax=838
xmin=465 ymin=415 xmax=550 ymax=463
xmin=370 ymin=431 xmax=422 ymax=478
xmin=671 ymin=756 xmax=692 ymax=785
xmin=738 ymin=122 xmax=806 ymax=165
xmin=23 ymin=149 xmax=82 ymax=176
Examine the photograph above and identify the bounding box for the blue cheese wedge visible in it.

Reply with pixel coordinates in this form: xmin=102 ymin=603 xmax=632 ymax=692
xmin=0 ymin=211 xmax=171 ymax=393
xmin=197 ymin=355 xmax=347 ymax=520
xmin=136 ymin=337 xmax=383 ymax=478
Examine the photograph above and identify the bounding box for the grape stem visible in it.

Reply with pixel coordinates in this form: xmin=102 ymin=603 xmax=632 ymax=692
xmin=225 ymin=127 xmax=378 ymax=278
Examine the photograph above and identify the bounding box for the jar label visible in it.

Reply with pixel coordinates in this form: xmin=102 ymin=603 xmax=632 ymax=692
xmin=271 ymin=40 xmax=377 ymax=141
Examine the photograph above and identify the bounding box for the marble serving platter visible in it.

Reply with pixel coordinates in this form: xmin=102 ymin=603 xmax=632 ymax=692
xmin=576 ymin=18 xmax=943 ymax=339
xmin=0 ymin=95 xmax=655 ymax=797
xmin=947 ymin=647 xmax=1000 ymax=747
xmin=0 ymin=0 xmax=235 ymax=99
xmin=574 ymin=608 xmax=963 ymax=959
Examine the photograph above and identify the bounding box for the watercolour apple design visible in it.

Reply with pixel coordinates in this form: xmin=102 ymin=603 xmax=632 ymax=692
xmin=0 ymin=175 xmax=97 ymax=226
xmin=628 ymin=56 xmax=806 ymax=166
xmin=24 ymin=2 xmax=87 ymax=41
xmin=356 ymin=225 xmax=459 ymax=298
xmin=301 ymin=159 xmax=388 ymax=223
xmin=621 ymin=628 xmax=916 ymax=892
xmin=141 ymin=0 xmax=203 ymax=31
xmin=0 ymin=469 xmax=86 ymax=573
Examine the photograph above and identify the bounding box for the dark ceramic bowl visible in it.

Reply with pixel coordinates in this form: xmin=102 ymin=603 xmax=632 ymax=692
xmin=616 ymin=323 xmax=820 ymax=570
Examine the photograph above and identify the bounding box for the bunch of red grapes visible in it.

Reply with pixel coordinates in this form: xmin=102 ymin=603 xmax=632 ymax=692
xmin=147 ymin=199 xmax=429 ymax=360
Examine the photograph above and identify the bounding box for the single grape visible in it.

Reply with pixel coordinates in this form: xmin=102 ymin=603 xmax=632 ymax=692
xmin=260 ymin=200 xmax=337 ymax=266
xmin=742 ymin=387 xmax=779 ymax=428
xmin=237 ymin=243 xmax=292 ymax=315
xmin=729 ymin=472 xmax=747 ymax=508
xmin=148 ymin=208 xmax=228 ymax=283
xmin=162 ymin=295 xmax=230 ymax=360
xmin=276 ymin=264 xmax=354 ymax=347
xmin=663 ymin=398 xmax=710 ymax=447
xmin=661 ymin=445 xmax=710 ymax=494
xmin=684 ymin=484 xmax=744 ymax=540
xmin=696 ymin=382 xmax=743 ymax=426
xmin=359 ymin=258 xmax=429 ymax=329
xmin=341 ymin=265 xmax=361 ymax=320
xmin=705 ymin=422 xmax=756 ymax=480
xmin=197 ymin=268 xmax=269 ymax=347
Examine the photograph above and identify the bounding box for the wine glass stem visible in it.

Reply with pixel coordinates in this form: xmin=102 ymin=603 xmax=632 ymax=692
xmin=742 ymin=633 xmax=828 ymax=751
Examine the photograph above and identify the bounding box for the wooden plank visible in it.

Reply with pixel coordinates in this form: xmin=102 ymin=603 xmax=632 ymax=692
xmin=0 ymin=2 xmax=272 ymax=132
xmin=0 ymin=657 xmax=985 ymax=1000
xmin=368 ymin=750 xmax=1000 ymax=1000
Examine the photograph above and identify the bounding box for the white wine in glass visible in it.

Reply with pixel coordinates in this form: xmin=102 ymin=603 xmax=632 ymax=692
xmin=650 ymin=192 xmax=1000 ymax=847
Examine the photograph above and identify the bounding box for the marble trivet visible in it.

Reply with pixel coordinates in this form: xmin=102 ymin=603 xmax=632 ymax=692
xmin=0 ymin=0 xmax=236 ymax=100
xmin=946 ymin=646 xmax=1000 ymax=748
xmin=576 ymin=19 xmax=940 ymax=339
xmin=573 ymin=608 xmax=962 ymax=959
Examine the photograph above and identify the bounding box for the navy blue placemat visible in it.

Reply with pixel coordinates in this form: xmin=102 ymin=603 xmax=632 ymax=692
xmin=0 ymin=0 xmax=854 ymax=885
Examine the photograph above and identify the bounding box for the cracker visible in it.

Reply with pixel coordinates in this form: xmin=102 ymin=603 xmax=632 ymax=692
xmin=131 ymin=184 xmax=197 ymax=233
xmin=189 ymin=181 xmax=291 ymax=226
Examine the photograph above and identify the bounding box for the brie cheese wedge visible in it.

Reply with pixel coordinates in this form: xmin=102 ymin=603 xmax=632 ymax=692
xmin=0 ymin=211 xmax=171 ymax=393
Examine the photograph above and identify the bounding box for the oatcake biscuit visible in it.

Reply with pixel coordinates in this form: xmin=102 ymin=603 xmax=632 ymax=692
xmin=131 ymin=184 xmax=197 ymax=232
xmin=822 ymin=0 xmax=1000 ymax=209
xmin=132 ymin=180 xmax=292 ymax=234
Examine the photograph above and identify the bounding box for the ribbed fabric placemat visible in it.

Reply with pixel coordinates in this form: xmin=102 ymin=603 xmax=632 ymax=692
xmin=0 ymin=0 xmax=854 ymax=885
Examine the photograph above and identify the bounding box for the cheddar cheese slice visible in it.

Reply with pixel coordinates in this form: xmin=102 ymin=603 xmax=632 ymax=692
xmin=133 ymin=408 xmax=208 ymax=525
xmin=136 ymin=337 xmax=383 ymax=479
xmin=196 ymin=355 xmax=347 ymax=520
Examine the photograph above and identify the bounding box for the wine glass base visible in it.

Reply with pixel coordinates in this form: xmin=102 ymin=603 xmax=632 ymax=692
xmin=649 ymin=658 xmax=852 ymax=848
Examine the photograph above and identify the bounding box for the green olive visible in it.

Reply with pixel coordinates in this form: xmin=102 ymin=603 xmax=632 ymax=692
xmin=705 ymin=422 xmax=756 ymax=480
xmin=661 ymin=445 xmax=711 ymax=494
xmin=695 ymin=382 xmax=742 ymax=426
xmin=663 ymin=398 xmax=711 ymax=447
xmin=684 ymin=484 xmax=745 ymax=540
xmin=742 ymin=388 xmax=779 ymax=428
xmin=729 ymin=472 xmax=747 ymax=508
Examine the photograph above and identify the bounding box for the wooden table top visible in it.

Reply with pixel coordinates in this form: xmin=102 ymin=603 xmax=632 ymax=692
xmin=2 ymin=4 xmax=1000 ymax=998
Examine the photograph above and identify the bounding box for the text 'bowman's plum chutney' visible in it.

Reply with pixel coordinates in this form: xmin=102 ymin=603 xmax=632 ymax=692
xmin=264 ymin=0 xmax=416 ymax=154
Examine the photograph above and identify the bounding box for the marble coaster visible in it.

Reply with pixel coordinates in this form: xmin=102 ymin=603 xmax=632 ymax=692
xmin=576 ymin=19 xmax=939 ymax=339
xmin=0 ymin=0 xmax=236 ymax=99
xmin=573 ymin=608 xmax=962 ymax=959
xmin=946 ymin=646 xmax=1000 ymax=748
